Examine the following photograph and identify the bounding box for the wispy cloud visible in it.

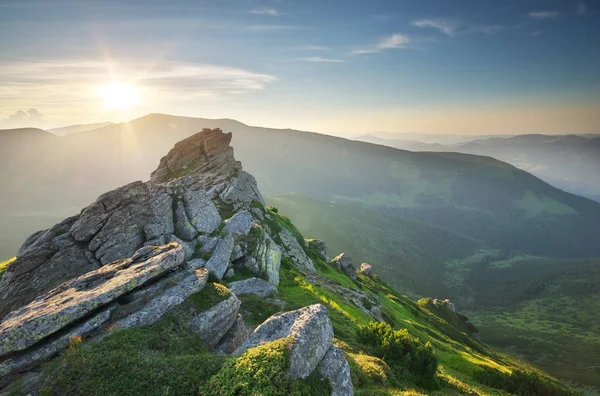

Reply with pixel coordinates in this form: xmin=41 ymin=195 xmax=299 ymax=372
xmin=250 ymin=7 xmax=279 ymax=16
xmin=298 ymin=56 xmax=344 ymax=63
xmin=351 ymin=33 xmax=409 ymax=55
xmin=300 ymin=45 xmax=329 ymax=51
xmin=412 ymin=19 xmax=459 ymax=36
xmin=246 ymin=24 xmax=307 ymax=31
xmin=532 ymin=30 xmax=544 ymax=36
xmin=528 ymin=11 xmax=558 ymax=19
xmin=576 ymin=2 xmax=588 ymax=15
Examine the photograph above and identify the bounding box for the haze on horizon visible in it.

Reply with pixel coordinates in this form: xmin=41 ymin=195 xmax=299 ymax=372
xmin=1 ymin=0 xmax=599 ymax=136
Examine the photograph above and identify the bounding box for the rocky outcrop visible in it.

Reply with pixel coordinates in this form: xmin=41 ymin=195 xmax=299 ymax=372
xmin=306 ymin=239 xmax=330 ymax=262
xmin=359 ymin=263 xmax=373 ymax=276
xmin=228 ymin=277 xmax=277 ymax=298
xmin=233 ymin=304 xmax=334 ymax=379
xmin=215 ymin=315 xmax=249 ymax=354
xmin=0 ymin=243 xmax=185 ymax=357
xmin=205 ymin=234 xmax=235 ymax=280
xmin=317 ymin=345 xmax=354 ymax=396
xmin=243 ymin=229 xmax=281 ymax=286
xmin=190 ymin=294 xmax=241 ymax=348
xmin=278 ymin=228 xmax=315 ymax=273
xmin=332 ymin=253 xmax=357 ymax=280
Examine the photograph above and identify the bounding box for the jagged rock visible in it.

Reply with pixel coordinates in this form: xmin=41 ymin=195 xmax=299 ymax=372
xmin=228 ymin=277 xmax=277 ymax=298
xmin=174 ymin=200 xmax=197 ymax=241
xmin=332 ymin=253 xmax=356 ymax=280
xmin=279 ymin=228 xmax=315 ymax=273
xmin=306 ymin=239 xmax=330 ymax=262
xmin=244 ymin=231 xmax=281 ymax=286
xmin=359 ymin=263 xmax=373 ymax=276
xmin=233 ymin=304 xmax=334 ymax=379
xmin=231 ymin=244 xmax=244 ymax=261
xmin=317 ymin=345 xmax=354 ymax=396
xmin=110 ymin=268 xmax=209 ymax=331
xmin=0 ymin=307 xmax=115 ymax=378
xmin=0 ymin=243 xmax=185 ymax=357
xmin=189 ymin=294 xmax=241 ymax=348
xmin=214 ymin=314 xmax=249 ymax=354
xmin=205 ymin=234 xmax=235 ymax=280
xmin=224 ymin=268 xmax=235 ymax=279
xmin=181 ymin=187 xmax=221 ymax=234
xmin=196 ymin=235 xmax=220 ymax=255
xmin=188 ymin=258 xmax=206 ymax=269
xmin=223 ymin=210 xmax=255 ymax=235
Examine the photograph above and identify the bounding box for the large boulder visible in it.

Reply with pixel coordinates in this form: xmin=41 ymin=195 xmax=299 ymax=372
xmin=214 ymin=314 xmax=249 ymax=354
xmin=278 ymin=228 xmax=315 ymax=273
xmin=0 ymin=243 xmax=185 ymax=357
xmin=359 ymin=263 xmax=373 ymax=276
xmin=252 ymin=232 xmax=281 ymax=286
xmin=332 ymin=253 xmax=357 ymax=280
xmin=233 ymin=304 xmax=334 ymax=379
xmin=223 ymin=210 xmax=255 ymax=235
xmin=205 ymin=234 xmax=235 ymax=280
xmin=228 ymin=277 xmax=277 ymax=298
xmin=189 ymin=293 xmax=241 ymax=348
xmin=306 ymin=239 xmax=330 ymax=262
xmin=317 ymin=345 xmax=354 ymax=396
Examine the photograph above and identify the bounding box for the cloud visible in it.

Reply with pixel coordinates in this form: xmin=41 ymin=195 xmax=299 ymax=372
xmin=532 ymin=30 xmax=544 ymax=36
xmin=246 ymin=25 xmax=307 ymax=31
xmin=0 ymin=108 xmax=44 ymax=128
xmin=528 ymin=11 xmax=558 ymax=19
xmin=351 ymin=33 xmax=410 ymax=55
xmin=576 ymin=3 xmax=588 ymax=14
xmin=300 ymin=45 xmax=329 ymax=51
xmin=298 ymin=57 xmax=344 ymax=63
xmin=412 ymin=19 xmax=459 ymax=36
xmin=250 ymin=7 xmax=279 ymax=16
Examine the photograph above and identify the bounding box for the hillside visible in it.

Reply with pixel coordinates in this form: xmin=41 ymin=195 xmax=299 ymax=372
xmin=0 ymin=129 xmax=578 ymax=396
xmin=266 ymin=193 xmax=600 ymax=389
xmin=1 ymin=114 xmax=599 ymax=261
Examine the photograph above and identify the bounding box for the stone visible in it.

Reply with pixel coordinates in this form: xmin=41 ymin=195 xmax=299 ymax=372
xmin=214 ymin=315 xmax=249 ymax=355
xmin=233 ymin=304 xmax=334 ymax=380
xmin=249 ymin=232 xmax=281 ymax=286
xmin=189 ymin=294 xmax=241 ymax=348
xmin=174 ymin=200 xmax=197 ymax=241
xmin=359 ymin=263 xmax=373 ymax=276
xmin=306 ymin=239 xmax=330 ymax=262
xmin=228 ymin=277 xmax=277 ymax=298
xmin=332 ymin=253 xmax=356 ymax=280
xmin=0 ymin=243 xmax=185 ymax=357
xmin=231 ymin=245 xmax=244 ymax=261
xmin=317 ymin=345 xmax=354 ymax=396
xmin=278 ymin=228 xmax=315 ymax=273
xmin=205 ymin=234 xmax=235 ymax=280
xmin=110 ymin=268 xmax=209 ymax=331
xmin=224 ymin=268 xmax=235 ymax=279
xmin=181 ymin=187 xmax=221 ymax=234
xmin=223 ymin=210 xmax=255 ymax=235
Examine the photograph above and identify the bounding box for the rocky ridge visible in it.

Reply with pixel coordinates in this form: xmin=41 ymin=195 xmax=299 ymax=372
xmin=0 ymin=128 xmax=355 ymax=395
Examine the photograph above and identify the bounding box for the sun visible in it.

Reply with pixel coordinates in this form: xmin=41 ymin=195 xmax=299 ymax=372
xmin=97 ymin=83 xmax=139 ymax=111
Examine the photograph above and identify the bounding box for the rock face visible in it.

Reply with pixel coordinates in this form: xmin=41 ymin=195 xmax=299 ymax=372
xmin=278 ymin=228 xmax=315 ymax=273
xmin=359 ymin=263 xmax=373 ymax=276
xmin=0 ymin=243 xmax=185 ymax=357
xmin=205 ymin=234 xmax=235 ymax=280
xmin=215 ymin=315 xmax=249 ymax=354
xmin=317 ymin=345 xmax=354 ymax=396
xmin=332 ymin=253 xmax=357 ymax=280
xmin=306 ymin=239 xmax=330 ymax=262
xmin=189 ymin=294 xmax=241 ymax=348
xmin=233 ymin=304 xmax=334 ymax=379
xmin=228 ymin=277 xmax=277 ymax=298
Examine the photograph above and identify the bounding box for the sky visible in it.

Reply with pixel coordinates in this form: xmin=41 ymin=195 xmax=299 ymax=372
xmin=0 ymin=0 xmax=599 ymax=136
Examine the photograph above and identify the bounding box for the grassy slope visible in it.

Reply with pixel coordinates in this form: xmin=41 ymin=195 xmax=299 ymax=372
xmin=267 ymin=193 xmax=600 ymax=390
xmin=27 ymin=206 xmax=578 ymax=396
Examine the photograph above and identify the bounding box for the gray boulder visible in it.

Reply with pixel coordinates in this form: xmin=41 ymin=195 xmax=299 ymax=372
xmin=214 ymin=314 xmax=249 ymax=354
xmin=0 ymin=243 xmax=185 ymax=357
xmin=332 ymin=253 xmax=357 ymax=280
xmin=228 ymin=277 xmax=277 ymax=298
xmin=205 ymin=233 xmax=235 ymax=280
xmin=278 ymin=228 xmax=315 ymax=273
xmin=317 ymin=345 xmax=354 ymax=396
xmin=248 ymin=232 xmax=281 ymax=286
xmin=174 ymin=200 xmax=197 ymax=241
xmin=359 ymin=263 xmax=373 ymax=276
xmin=306 ymin=239 xmax=330 ymax=262
xmin=233 ymin=304 xmax=334 ymax=380
xmin=189 ymin=293 xmax=241 ymax=348
xmin=223 ymin=211 xmax=255 ymax=235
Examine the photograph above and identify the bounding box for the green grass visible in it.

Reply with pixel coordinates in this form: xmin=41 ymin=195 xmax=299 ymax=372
xmin=238 ymin=294 xmax=283 ymax=328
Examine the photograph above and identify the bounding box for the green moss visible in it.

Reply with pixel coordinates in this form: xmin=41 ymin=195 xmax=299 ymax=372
xmin=0 ymin=256 xmax=15 ymax=276
xmin=188 ymin=283 xmax=231 ymax=312
xmin=205 ymin=338 xmax=330 ymax=396
xmin=238 ymin=295 xmax=282 ymax=328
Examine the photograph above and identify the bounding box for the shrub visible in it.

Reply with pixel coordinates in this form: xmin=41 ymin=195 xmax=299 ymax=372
xmin=357 ymin=321 xmax=438 ymax=386
xmin=204 ymin=338 xmax=330 ymax=396
xmin=473 ymin=367 xmax=580 ymax=396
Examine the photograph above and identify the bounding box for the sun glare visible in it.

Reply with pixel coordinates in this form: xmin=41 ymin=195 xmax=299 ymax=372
xmin=97 ymin=83 xmax=139 ymax=110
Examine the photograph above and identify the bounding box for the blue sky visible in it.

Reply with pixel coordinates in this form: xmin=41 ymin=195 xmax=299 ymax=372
xmin=0 ymin=0 xmax=599 ymax=135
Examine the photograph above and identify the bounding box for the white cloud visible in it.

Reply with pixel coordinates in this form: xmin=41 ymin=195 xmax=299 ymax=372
xmin=528 ymin=11 xmax=558 ymax=19
xmin=298 ymin=57 xmax=344 ymax=63
xmin=250 ymin=7 xmax=279 ymax=16
xmin=412 ymin=19 xmax=459 ymax=36
xmin=0 ymin=109 xmax=44 ymax=128
xmin=378 ymin=33 xmax=410 ymax=49
xmin=300 ymin=45 xmax=329 ymax=51
xmin=351 ymin=33 xmax=409 ymax=55
xmin=246 ymin=24 xmax=306 ymax=31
